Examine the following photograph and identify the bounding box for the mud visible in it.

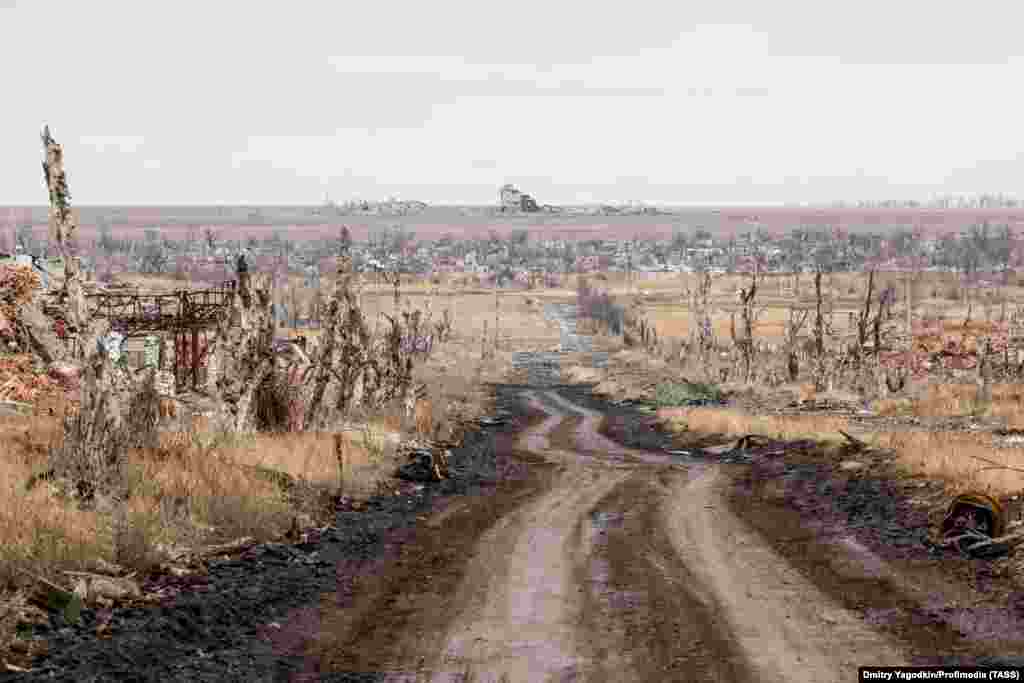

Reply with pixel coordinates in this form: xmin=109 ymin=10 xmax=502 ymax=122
xmin=12 ymin=376 xmax=1024 ymax=681
xmin=730 ymin=455 xmax=1024 ymax=669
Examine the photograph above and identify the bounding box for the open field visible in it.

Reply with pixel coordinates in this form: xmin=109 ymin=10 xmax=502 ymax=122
xmin=10 ymin=204 xmax=1024 ymax=243
xmin=609 ymin=270 xmax=1024 ymax=344
xmin=563 ymin=267 xmax=1024 ymax=504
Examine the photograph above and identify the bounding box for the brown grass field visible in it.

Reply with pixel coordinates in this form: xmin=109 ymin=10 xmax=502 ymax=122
xmin=607 ymin=270 xmax=1024 ymax=344
xmin=0 ymin=283 xmax=563 ymax=615
xmin=569 ymin=268 xmax=1024 ymax=503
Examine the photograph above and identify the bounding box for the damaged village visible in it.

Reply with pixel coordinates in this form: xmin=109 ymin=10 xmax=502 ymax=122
xmin=8 ymin=127 xmax=1024 ymax=680
xmin=4 ymin=130 xmax=1024 ymax=680
xmin=8 ymin=113 xmax=1024 ymax=683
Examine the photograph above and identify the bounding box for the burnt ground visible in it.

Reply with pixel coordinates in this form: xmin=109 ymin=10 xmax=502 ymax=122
xmin=3 ymin=388 xmax=546 ymax=683
xmin=10 ymin=381 xmax=1024 ymax=680
xmin=595 ymin=388 xmax=1024 ymax=670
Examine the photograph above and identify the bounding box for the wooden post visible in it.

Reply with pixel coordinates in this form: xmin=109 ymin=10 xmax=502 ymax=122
xmin=905 ymin=272 xmax=913 ymax=373
xmin=174 ymin=331 xmax=182 ymax=391
xmin=191 ymin=327 xmax=200 ymax=389
xmin=333 ymin=433 xmax=345 ymax=497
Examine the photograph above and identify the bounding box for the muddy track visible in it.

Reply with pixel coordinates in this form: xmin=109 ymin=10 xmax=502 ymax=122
xmin=361 ymin=388 xmax=909 ymax=682
xmin=12 ymin=381 xmax=1024 ymax=681
xmin=304 ymin=381 xmax=1024 ymax=681
xmin=11 ymin=299 xmax=1024 ymax=681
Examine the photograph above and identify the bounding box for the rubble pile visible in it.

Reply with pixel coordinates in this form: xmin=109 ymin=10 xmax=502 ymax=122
xmin=396 ymin=444 xmax=451 ymax=482
xmin=0 ymin=264 xmax=48 ymax=352
xmin=0 ymin=354 xmax=69 ymax=405
xmin=0 ymin=262 xmax=35 ymax=343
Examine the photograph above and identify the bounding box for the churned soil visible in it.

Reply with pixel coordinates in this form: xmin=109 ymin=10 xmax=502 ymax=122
xmin=11 ymin=381 xmax=1024 ymax=682
xmin=4 ymin=389 xmax=541 ymax=683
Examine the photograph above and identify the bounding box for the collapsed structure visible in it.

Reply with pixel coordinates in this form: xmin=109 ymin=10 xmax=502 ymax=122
xmin=3 ymin=126 xmax=445 ymax=502
xmin=499 ymin=183 xmax=540 ymax=213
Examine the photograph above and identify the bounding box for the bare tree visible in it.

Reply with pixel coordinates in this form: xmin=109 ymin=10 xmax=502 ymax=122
xmin=811 ymin=268 xmax=832 ymax=391
xmin=203 ymin=226 xmax=218 ymax=257
xmin=41 ymin=126 xmax=91 ymax=350
xmin=339 ymin=224 xmax=352 ymax=257
xmin=784 ymin=306 xmax=810 ymax=382
xmin=683 ymin=265 xmax=717 ymax=380
xmin=729 ymin=260 xmax=763 ymax=383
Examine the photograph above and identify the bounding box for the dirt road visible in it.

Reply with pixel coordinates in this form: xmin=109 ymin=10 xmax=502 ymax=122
xmin=306 ymin=388 xmax=910 ymax=682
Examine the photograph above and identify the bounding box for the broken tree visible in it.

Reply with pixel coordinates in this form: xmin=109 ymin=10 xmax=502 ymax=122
xmin=41 ymin=125 xmax=93 ymax=357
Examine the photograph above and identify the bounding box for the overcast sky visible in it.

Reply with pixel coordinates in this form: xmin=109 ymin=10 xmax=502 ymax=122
xmin=3 ymin=1 xmax=1024 ymax=206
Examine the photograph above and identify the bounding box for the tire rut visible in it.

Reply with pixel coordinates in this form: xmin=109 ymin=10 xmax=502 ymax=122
xmin=572 ymin=470 xmax=755 ymax=682
xmin=661 ymin=465 xmax=908 ymax=681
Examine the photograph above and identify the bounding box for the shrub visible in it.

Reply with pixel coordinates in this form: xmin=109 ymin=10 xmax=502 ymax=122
xmin=653 ymin=381 xmax=724 ymax=407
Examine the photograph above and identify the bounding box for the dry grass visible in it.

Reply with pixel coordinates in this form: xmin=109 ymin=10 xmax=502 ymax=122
xmin=869 ymin=430 xmax=1024 ymax=495
xmin=681 ymin=407 xmax=851 ymax=445
xmin=0 ymin=413 xmax=111 ymax=581
xmin=592 ymin=267 xmax=1024 ymax=501
xmin=0 ymin=274 xmax=564 ymax=663
xmin=623 ymin=268 xmax=1024 ymax=347
xmin=0 ymin=411 xmax=403 ymax=588
xmin=870 ymin=382 xmax=1024 ymax=427
xmin=637 ymin=297 xmax=922 ymax=344
xmin=0 ymin=416 xmax=404 ymax=670
xmin=355 ymin=289 xmax=562 ymax=351
xmin=1 ymin=284 xmax=555 ymax=571
xmin=663 ymin=405 xmax=1024 ymax=498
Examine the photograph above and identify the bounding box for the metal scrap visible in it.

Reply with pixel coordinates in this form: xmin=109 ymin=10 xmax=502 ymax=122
xmin=938 ymin=492 xmax=1012 ymax=557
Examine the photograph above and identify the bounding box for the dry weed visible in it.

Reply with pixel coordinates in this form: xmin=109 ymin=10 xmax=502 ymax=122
xmin=896 ymin=383 xmax=1024 ymax=426
xmin=681 ymin=407 xmax=850 ymax=444
xmin=871 ymin=430 xmax=1024 ymax=496
xmin=669 ymin=406 xmax=1024 ymax=498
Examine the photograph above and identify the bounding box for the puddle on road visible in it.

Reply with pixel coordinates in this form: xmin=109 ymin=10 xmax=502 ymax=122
xmin=836 ymin=534 xmax=889 ymax=579
xmin=579 ymin=506 xmax=648 ymax=676
xmin=591 ymin=510 xmax=626 ymax=530
xmin=607 ymin=591 xmax=646 ymax=610
xmin=587 ymin=508 xmax=646 ymax=613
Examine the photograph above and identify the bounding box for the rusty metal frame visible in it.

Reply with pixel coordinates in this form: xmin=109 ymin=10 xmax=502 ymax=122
xmin=86 ymin=280 xmax=236 ymax=391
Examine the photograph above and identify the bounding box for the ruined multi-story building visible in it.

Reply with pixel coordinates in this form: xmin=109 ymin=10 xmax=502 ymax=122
xmin=499 ymin=184 xmax=540 ymax=213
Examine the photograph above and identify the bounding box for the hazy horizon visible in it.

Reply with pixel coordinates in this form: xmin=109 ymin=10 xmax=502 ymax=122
xmin=4 ymin=2 xmax=1024 ymax=206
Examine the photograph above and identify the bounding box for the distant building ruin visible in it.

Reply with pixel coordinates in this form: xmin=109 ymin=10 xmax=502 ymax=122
xmin=499 ymin=183 xmax=540 ymax=213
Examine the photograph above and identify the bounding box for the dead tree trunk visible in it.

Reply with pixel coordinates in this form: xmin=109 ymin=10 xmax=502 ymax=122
xmin=686 ymin=269 xmax=716 ymax=381
xmin=812 ymin=269 xmax=827 ymax=390
xmin=784 ymin=306 xmax=809 ymax=383
xmin=41 ymin=126 xmax=94 ymax=359
xmin=729 ymin=261 xmax=761 ymax=383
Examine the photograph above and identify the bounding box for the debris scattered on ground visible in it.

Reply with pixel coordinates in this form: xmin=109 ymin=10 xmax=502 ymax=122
xmin=0 ymin=354 xmax=70 ymax=405
xmin=936 ymin=492 xmax=1016 ymax=558
xmin=396 ymin=444 xmax=451 ymax=482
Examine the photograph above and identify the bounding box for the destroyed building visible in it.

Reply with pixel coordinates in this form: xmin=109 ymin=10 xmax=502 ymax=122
xmin=499 ymin=183 xmax=540 ymax=213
